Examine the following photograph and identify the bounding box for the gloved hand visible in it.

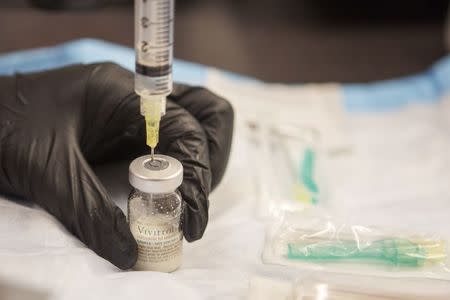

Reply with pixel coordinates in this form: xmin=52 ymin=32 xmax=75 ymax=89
xmin=0 ymin=63 xmax=234 ymax=269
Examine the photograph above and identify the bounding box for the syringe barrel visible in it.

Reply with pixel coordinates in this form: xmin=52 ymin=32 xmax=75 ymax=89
xmin=135 ymin=0 xmax=174 ymax=101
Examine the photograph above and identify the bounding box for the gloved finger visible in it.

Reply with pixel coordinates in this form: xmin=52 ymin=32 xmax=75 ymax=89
xmin=79 ymin=63 xmax=146 ymax=164
xmin=169 ymin=85 xmax=234 ymax=190
xmin=158 ymin=100 xmax=212 ymax=242
xmin=29 ymin=141 xmax=138 ymax=270
xmin=81 ymin=91 xmax=146 ymax=165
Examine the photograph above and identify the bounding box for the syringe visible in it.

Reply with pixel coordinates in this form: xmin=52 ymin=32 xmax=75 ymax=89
xmin=135 ymin=0 xmax=174 ymax=160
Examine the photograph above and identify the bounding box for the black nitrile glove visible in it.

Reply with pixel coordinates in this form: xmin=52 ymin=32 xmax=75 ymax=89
xmin=0 ymin=63 xmax=234 ymax=269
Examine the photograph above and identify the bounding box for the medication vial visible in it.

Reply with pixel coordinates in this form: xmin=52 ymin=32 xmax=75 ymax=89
xmin=128 ymin=154 xmax=183 ymax=272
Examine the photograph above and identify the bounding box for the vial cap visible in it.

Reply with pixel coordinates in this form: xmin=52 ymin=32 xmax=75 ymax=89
xmin=129 ymin=154 xmax=183 ymax=194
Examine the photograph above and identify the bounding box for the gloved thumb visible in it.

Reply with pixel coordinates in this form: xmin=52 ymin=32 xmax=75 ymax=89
xmin=30 ymin=141 xmax=138 ymax=270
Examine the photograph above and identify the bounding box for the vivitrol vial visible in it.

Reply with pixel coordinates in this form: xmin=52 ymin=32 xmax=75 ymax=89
xmin=128 ymin=154 xmax=183 ymax=272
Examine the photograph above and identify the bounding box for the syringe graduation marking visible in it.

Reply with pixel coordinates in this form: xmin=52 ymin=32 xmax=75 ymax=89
xmin=135 ymin=0 xmax=173 ymax=157
xmin=136 ymin=63 xmax=172 ymax=76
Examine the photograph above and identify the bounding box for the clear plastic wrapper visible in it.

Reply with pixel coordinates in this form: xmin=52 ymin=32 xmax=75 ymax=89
xmin=262 ymin=211 xmax=450 ymax=280
xmin=248 ymin=274 xmax=450 ymax=300
xmin=293 ymin=278 xmax=450 ymax=300
xmin=245 ymin=121 xmax=328 ymax=218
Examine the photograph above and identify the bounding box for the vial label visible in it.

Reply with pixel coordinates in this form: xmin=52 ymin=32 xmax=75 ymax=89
xmin=130 ymin=217 xmax=183 ymax=272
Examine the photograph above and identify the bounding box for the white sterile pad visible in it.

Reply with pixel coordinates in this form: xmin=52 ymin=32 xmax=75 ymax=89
xmin=1 ymin=43 xmax=450 ymax=298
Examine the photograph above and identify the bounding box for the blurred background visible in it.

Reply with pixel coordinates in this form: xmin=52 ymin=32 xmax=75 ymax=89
xmin=0 ymin=0 xmax=449 ymax=82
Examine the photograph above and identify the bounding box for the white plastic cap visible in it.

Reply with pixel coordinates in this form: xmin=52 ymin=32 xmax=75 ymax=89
xmin=129 ymin=154 xmax=183 ymax=194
